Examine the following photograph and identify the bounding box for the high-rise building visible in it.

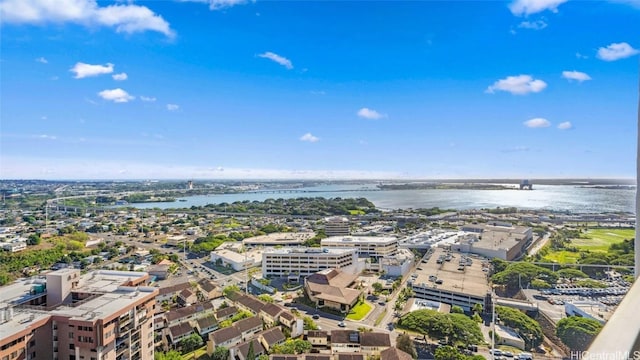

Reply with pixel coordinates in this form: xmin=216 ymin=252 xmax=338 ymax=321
xmin=0 ymin=269 xmax=157 ymax=360
xmin=324 ymin=217 xmax=350 ymax=237
xmin=261 ymin=248 xmax=358 ymax=278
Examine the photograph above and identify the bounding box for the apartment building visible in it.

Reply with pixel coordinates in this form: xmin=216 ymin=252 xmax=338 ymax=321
xmin=262 ymin=248 xmax=357 ymax=278
xmin=320 ymin=236 xmax=398 ymax=260
xmin=0 ymin=269 xmax=157 ymax=360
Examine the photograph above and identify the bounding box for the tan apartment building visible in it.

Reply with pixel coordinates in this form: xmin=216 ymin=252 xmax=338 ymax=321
xmin=320 ymin=236 xmax=398 ymax=260
xmin=262 ymin=248 xmax=357 ymax=278
xmin=0 ymin=269 xmax=157 ymax=360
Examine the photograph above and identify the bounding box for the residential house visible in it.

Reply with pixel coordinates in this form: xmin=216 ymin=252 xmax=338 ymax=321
xmin=215 ymin=306 xmax=238 ymax=322
xmin=157 ymin=282 xmax=191 ymax=304
xmin=196 ymin=315 xmax=219 ymax=337
xmin=258 ymin=327 xmax=286 ymax=351
xmin=178 ymin=288 xmax=198 ymax=306
xmin=168 ymin=322 xmax=194 ymax=345
xmin=198 ymin=278 xmax=222 ymax=299
xmin=307 ymin=330 xmax=329 ymax=347
xmin=147 ymin=264 xmax=171 ymax=280
xmin=208 ymin=326 xmax=242 ymax=350
xmin=165 ymin=301 xmax=215 ymax=328
xmin=360 ymin=332 xmax=391 ymax=355
xmin=380 ymin=347 xmax=414 ymax=360
xmin=235 ymin=316 xmax=263 ymax=341
xmin=231 ymin=339 xmax=266 ymax=360
xmin=336 ymin=354 xmax=365 ymax=360
xmin=260 ymin=303 xmax=285 ymax=327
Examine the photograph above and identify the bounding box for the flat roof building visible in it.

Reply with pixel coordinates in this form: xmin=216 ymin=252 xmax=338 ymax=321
xmin=454 ymin=223 xmax=533 ymax=261
xmin=243 ymin=232 xmax=315 ymax=248
xmin=409 ymin=248 xmax=490 ymax=311
xmin=210 ymin=249 xmax=263 ymax=271
xmin=321 ymin=236 xmax=398 ymax=260
xmin=0 ymin=269 xmax=157 ymax=360
xmin=262 ymin=247 xmax=358 ymax=278
xmin=324 ymin=217 xmax=350 ymax=237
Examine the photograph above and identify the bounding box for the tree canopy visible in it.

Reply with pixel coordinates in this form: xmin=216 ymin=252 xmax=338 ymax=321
xmin=495 ymin=306 xmax=543 ymax=348
xmin=556 ymin=316 xmax=603 ymax=351
xmin=491 ymin=262 xmax=558 ymax=290
xmin=398 ymin=309 xmax=484 ymax=345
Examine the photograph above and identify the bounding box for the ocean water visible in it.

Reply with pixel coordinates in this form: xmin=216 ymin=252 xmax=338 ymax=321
xmin=128 ymin=184 xmax=635 ymax=214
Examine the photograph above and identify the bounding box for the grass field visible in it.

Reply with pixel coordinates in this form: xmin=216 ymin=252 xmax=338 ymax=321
xmin=346 ymin=301 xmax=373 ymax=321
xmin=542 ymin=250 xmax=581 ymax=264
xmin=542 ymin=228 xmax=635 ymax=264
xmin=571 ymin=228 xmax=635 ymax=252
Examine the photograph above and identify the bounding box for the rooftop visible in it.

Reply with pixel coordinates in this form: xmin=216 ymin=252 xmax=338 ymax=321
xmin=322 ymin=236 xmax=398 ymax=244
xmin=264 ymin=247 xmax=356 ymax=256
xmin=243 ymin=232 xmax=315 ymax=245
xmin=411 ymin=248 xmax=490 ymax=298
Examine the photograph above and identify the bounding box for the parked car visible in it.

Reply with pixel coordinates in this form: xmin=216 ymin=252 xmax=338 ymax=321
xmin=338 ymin=321 xmax=346 ymax=327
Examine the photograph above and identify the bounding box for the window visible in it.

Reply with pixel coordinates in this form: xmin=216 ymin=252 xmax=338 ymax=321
xmin=69 ymin=332 xmax=74 ymax=339
xmin=69 ymin=344 xmax=75 ymax=350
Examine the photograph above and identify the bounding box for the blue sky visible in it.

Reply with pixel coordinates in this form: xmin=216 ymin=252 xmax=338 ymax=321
xmin=1 ymin=0 xmax=639 ymax=180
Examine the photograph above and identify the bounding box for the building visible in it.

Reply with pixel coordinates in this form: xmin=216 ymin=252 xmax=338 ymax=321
xmin=380 ymin=347 xmax=414 ymax=360
xmin=304 ymin=269 xmax=362 ymax=313
xmin=210 ymin=249 xmax=262 ymax=271
xmin=494 ymin=324 xmax=525 ymax=350
xmin=0 ymin=269 xmax=157 ymax=360
xmin=262 ymin=248 xmax=358 ymax=278
xmin=409 ymin=248 xmax=490 ymax=311
xmin=330 ymin=330 xmax=391 ymax=355
xmin=1 ymin=240 xmax=27 ymax=252
xmin=455 ymin=223 xmax=533 ymax=261
xmin=324 ymin=217 xmax=350 ymax=237
xmin=243 ymin=232 xmax=316 ymax=248
xmin=321 ymin=236 xmax=398 ymax=260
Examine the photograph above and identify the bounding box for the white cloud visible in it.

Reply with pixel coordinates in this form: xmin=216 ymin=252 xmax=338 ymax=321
xmin=36 ymin=57 xmax=48 ymax=64
xmin=35 ymin=134 xmax=57 ymax=140
xmin=98 ymin=88 xmax=134 ymax=103
xmin=258 ymin=52 xmax=293 ymax=69
xmin=576 ymin=52 xmax=588 ymax=59
xmin=509 ymin=0 xmax=568 ymax=15
xmin=70 ymin=62 xmax=114 ymax=79
xmin=518 ymin=19 xmax=547 ymax=30
xmin=300 ymin=133 xmax=319 ymax=143
xmin=140 ymin=96 xmax=156 ymax=102
xmin=112 ymin=72 xmax=128 ymax=81
xmin=0 ymin=0 xmax=174 ymax=37
xmin=166 ymin=104 xmax=179 ymax=111
xmin=524 ymin=117 xmax=551 ymax=128
xmin=486 ymin=75 xmax=547 ymax=95
xmin=596 ymin=42 xmax=639 ymax=61
xmin=562 ymin=70 xmax=591 ymax=82
xmin=557 ymin=121 xmax=573 ymax=130
xmin=357 ymin=107 xmax=386 ymax=120
xmin=179 ymin=0 xmax=250 ymax=10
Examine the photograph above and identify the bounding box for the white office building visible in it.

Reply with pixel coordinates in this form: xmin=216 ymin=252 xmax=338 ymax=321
xmin=321 ymin=236 xmax=398 ymax=260
xmin=262 ymin=247 xmax=358 ymax=278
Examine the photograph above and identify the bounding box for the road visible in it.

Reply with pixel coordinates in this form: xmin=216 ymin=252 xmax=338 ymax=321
xmin=528 ymin=233 xmax=551 ymax=256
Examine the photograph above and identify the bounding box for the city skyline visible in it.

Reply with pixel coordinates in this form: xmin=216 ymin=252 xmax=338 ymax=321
xmin=1 ymin=0 xmax=639 ymax=180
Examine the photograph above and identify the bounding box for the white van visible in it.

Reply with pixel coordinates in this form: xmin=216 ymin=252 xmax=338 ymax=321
xmin=517 ymin=352 xmax=533 ymax=360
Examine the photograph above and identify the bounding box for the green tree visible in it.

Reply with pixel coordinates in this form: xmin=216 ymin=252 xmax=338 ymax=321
xmin=396 ymin=334 xmax=417 ymax=359
xmin=258 ymin=294 xmax=275 ymax=303
xmin=495 ymin=306 xmax=543 ymax=348
xmin=372 ymin=282 xmax=384 ymax=293
xmin=246 ymin=341 xmax=256 ymax=360
xmin=556 ymin=268 xmax=589 ymax=280
xmin=434 ymin=346 xmax=465 ymax=360
xmin=557 ymin=317 xmax=603 ymax=351
xmin=270 ymin=339 xmax=312 ymax=354
xmin=179 ymin=333 xmax=202 ymax=354
xmin=303 ymin=316 xmax=318 ymax=330
xmin=491 ymin=262 xmax=558 ymax=290
xmin=450 ymin=306 xmax=464 ymax=314
xmin=211 ymin=346 xmax=230 ymax=360
xmin=223 ymin=285 xmax=241 ymax=297
xmin=27 ymin=233 xmax=41 ymax=246
xmin=154 ymin=350 xmax=182 ymax=360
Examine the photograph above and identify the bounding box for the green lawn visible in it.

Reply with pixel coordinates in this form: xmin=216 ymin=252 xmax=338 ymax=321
xmin=348 ymin=209 xmax=366 ymax=215
xmin=346 ymin=301 xmax=373 ymax=321
xmin=182 ymin=347 xmax=208 ymax=360
xmin=570 ymin=228 xmax=635 ymax=252
xmin=542 ymin=250 xmax=581 ymax=264
xmin=542 ymin=228 xmax=635 ymax=264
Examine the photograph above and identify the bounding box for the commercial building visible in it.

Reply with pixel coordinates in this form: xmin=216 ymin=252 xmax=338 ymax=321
xmin=0 ymin=269 xmax=157 ymax=360
xmin=320 ymin=236 xmax=398 ymax=260
xmin=242 ymin=232 xmax=316 ymax=248
xmin=304 ymin=269 xmax=362 ymax=313
xmin=409 ymin=248 xmax=490 ymax=311
xmin=210 ymin=249 xmax=263 ymax=271
xmin=455 ymin=223 xmax=533 ymax=261
xmin=262 ymin=248 xmax=358 ymax=278
xmin=324 ymin=217 xmax=350 ymax=237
